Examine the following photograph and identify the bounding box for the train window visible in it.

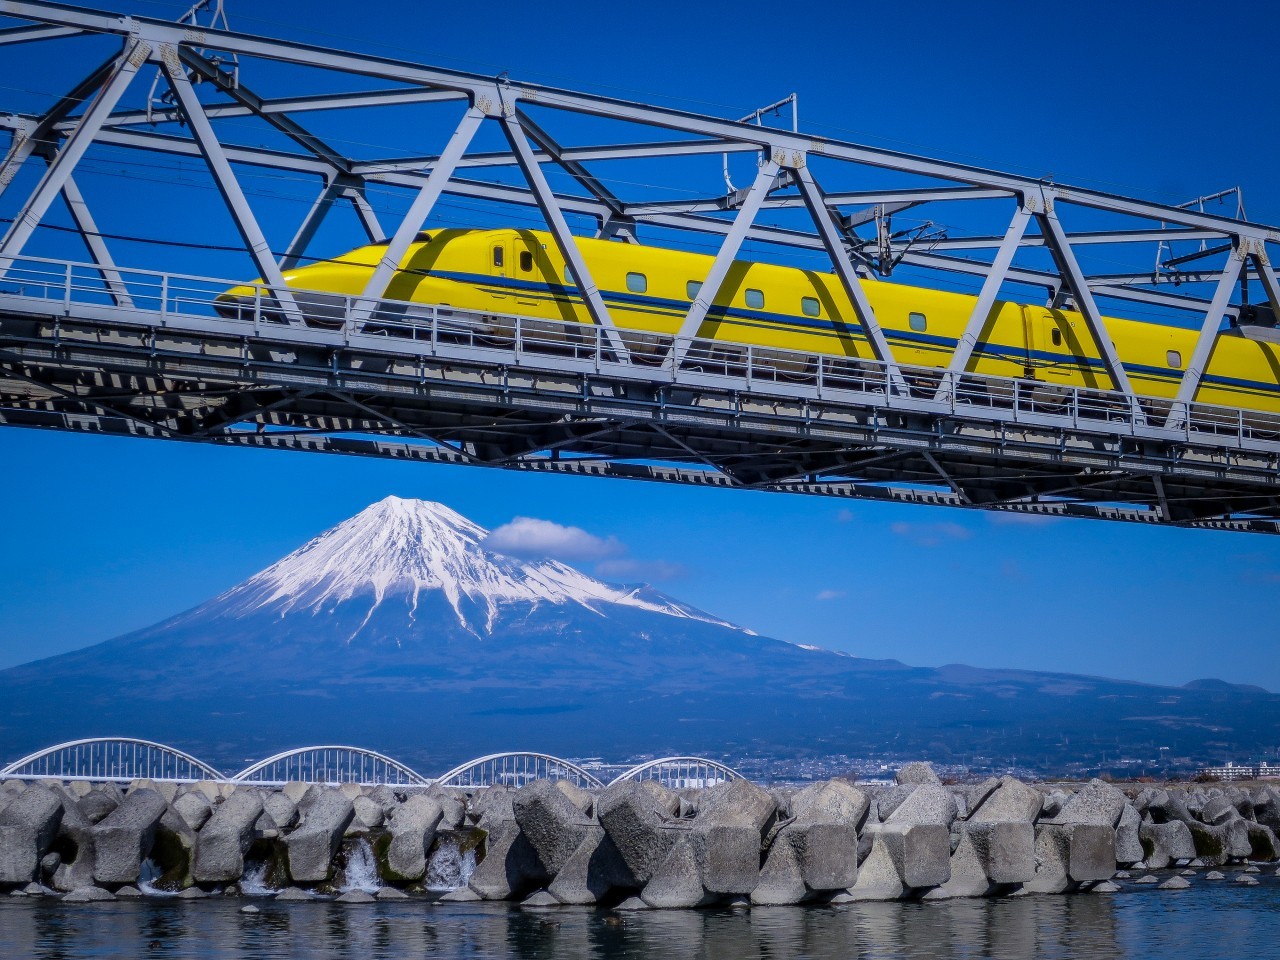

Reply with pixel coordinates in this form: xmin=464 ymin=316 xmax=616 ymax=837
xmin=626 ymin=272 xmax=647 ymax=293
xmin=746 ymin=289 xmax=765 ymax=309
xmin=909 ymin=312 xmax=927 ymax=332
xmin=1051 ymin=328 xmax=1063 ymax=347
xmin=492 ymin=246 xmax=504 ymax=268
xmin=1167 ymin=350 xmax=1183 ymax=369
xmin=686 ymin=280 xmax=702 ymax=300
xmin=519 ymin=251 xmax=533 ymax=272
xmin=801 ymin=296 xmax=820 ymax=317
xmin=563 ymin=265 xmax=573 ymax=285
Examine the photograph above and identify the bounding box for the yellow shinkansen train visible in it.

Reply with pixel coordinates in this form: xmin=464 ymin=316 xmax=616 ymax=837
xmin=216 ymin=227 xmax=1280 ymax=415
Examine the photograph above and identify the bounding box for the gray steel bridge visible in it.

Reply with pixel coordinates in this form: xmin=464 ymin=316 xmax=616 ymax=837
xmin=1 ymin=1 xmax=1278 ymax=532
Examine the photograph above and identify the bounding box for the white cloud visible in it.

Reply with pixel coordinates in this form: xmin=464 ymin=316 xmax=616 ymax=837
xmin=889 ymin=521 xmax=973 ymax=547
xmin=815 ymin=589 xmax=846 ymax=601
xmin=595 ymin=558 xmax=688 ymax=582
xmin=483 ymin=517 xmax=624 ymax=563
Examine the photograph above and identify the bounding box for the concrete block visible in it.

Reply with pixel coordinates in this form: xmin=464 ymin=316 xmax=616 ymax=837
xmin=970 ymin=777 xmax=1042 ymax=824
xmin=752 ymin=832 xmax=808 ymax=905
xmin=285 ymin=789 xmax=353 ymax=883
xmin=172 ymin=792 xmax=212 ymax=832
xmin=281 ymin=782 xmax=311 ymax=804
xmin=468 ymin=819 xmax=547 ymax=901
xmin=778 ymin=780 xmax=866 ymax=892
xmin=50 ymin=797 xmax=95 ymax=892
xmin=641 ymin=836 xmax=709 ymax=909
xmin=1115 ymin=804 xmax=1144 ymax=865
xmin=885 ymin=785 xmax=957 ymax=828
xmin=690 ymin=780 xmax=777 ymax=894
xmin=512 ymin=780 xmax=594 ymax=877
xmin=425 ymin=786 xmax=465 ymax=830
xmin=1140 ymin=821 xmax=1195 ymax=869
xmin=845 ymin=823 xmax=950 ymax=899
xmin=639 ymin=780 xmax=681 ymax=817
xmin=1199 ymin=796 xmax=1239 ymax=826
xmin=922 ymin=821 xmax=1033 ymax=899
xmin=1027 ymin=823 xmax=1115 ymax=893
xmin=350 ymin=796 xmax=384 ymax=831
xmin=1058 ymin=779 xmax=1128 ymax=828
xmin=76 ymin=790 xmax=119 ymax=827
xmin=129 ymin=779 xmax=178 ymax=804
xmin=383 ymin=795 xmax=442 ymax=883
xmin=553 ymin=780 xmax=594 ymax=816
xmin=1246 ymin=823 xmax=1277 ymax=861
xmin=597 ymin=780 xmax=685 ymax=886
xmin=895 ymin=762 xmax=942 ymax=786
xmin=546 ymin=825 xmax=636 ymax=905
xmin=1253 ymin=787 xmax=1280 ymax=830
xmin=261 ymin=792 xmax=298 ymax=831
xmin=0 ymin=786 xmax=65 ymax=883
xmin=194 ymin=790 xmax=263 ymax=883
xmin=92 ymin=788 xmax=168 ymax=884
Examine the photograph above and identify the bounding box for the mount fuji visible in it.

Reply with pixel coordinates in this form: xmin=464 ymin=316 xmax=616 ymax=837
xmin=1 ymin=496 xmax=1278 ymax=775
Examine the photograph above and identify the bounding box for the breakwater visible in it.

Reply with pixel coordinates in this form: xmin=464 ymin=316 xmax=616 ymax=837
xmin=2 ymin=766 xmax=1278 ymax=907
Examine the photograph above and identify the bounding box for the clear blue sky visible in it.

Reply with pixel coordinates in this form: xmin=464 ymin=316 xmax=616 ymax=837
xmin=2 ymin=0 xmax=1279 ymax=688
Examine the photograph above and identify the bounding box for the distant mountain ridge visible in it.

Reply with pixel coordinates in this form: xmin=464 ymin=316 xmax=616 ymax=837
xmin=0 ymin=497 xmax=1276 ymax=776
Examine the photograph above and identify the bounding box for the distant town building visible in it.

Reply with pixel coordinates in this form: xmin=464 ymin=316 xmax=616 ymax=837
xmin=1196 ymin=761 xmax=1280 ymax=781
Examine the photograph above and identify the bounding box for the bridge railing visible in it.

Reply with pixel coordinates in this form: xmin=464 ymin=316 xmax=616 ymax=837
xmin=4 ymin=254 xmax=1279 ymax=453
xmin=0 ymin=738 xmax=226 ymax=783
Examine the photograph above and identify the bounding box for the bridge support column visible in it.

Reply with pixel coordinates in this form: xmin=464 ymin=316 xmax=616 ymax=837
xmin=1035 ymin=193 xmax=1140 ymax=415
xmin=937 ymin=203 xmax=1031 ymax=397
xmin=790 ymin=159 xmax=906 ymax=394
xmin=349 ymin=105 xmax=485 ymax=325
xmin=501 ymin=111 xmax=631 ymax=364
xmin=1165 ymin=244 xmax=1244 ymax=428
xmin=669 ymin=157 xmax=779 ymax=365
xmin=159 ymin=47 xmax=304 ymax=325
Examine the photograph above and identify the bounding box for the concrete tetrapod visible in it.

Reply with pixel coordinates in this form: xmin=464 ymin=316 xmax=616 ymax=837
xmin=92 ymin=788 xmax=169 ymax=884
xmin=596 ymin=780 xmax=686 ymax=888
xmin=689 ymin=780 xmax=778 ymax=896
xmin=512 ymin=780 xmax=595 ymax=878
xmin=0 ymin=786 xmax=64 ymax=884
xmin=193 ymin=791 xmax=264 ymax=883
xmin=752 ymin=780 xmax=867 ymax=905
xmin=468 ymin=818 xmax=548 ymax=901
xmin=1025 ymin=824 xmax=1116 ymax=893
xmin=285 ymin=789 xmax=354 ymax=883
xmin=383 ymin=795 xmax=443 ymax=883
xmin=546 ymin=825 xmax=637 ymax=905
xmin=1140 ymin=820 xmax=1196 ymax=870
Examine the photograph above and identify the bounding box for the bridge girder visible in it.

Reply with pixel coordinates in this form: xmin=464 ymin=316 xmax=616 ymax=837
xmin=0 ymin=2 xmax=1278 ymax=531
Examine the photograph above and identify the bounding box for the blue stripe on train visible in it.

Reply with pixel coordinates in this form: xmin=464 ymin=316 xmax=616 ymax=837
xmin=423 ymin=270 xmax=1279 ymax=398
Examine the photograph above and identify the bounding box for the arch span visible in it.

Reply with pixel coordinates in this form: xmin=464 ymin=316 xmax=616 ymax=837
xmin=608 ymin=757 xmax=742 ymax=789
xmin=232 ymin=746 xmax=429 ymax=786
xmin=435 ymin=752 xmax=605 ymax=789
xmin=0 ymin=737 xmax=225 ymax=783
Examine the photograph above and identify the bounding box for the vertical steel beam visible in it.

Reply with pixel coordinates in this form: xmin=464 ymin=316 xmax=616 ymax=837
xmin=344 ymin=184 xmax=386 ymax=243
xmin=501 ymin=112 xmax=630 ymax=362
xmin=1165 ymin=246 xmax=1243 ymax=425
xmin=160 ymin=48 xmax=302 ymax=324
xmin=790 ymin=161 xmax=904 ymax=388
xmin=671 ymin=158 xmax=779 ymax=362
xmin=1250 ymin=244 xmax=1280 ymax=319
xmin=280 ymin=176 xmax=342 ymax=270
xmin=0 ymin=40 xmax=147 ymax=273
xmin=944 ymin=204 xmax=1031 ymax=375
xmin=1036 ymin=198 xmax=1136 ymax=400
xmin=351 ymin=105 xmax=484 ymax=320
xmin=58 ymin=170 xmax=133 ymax=306
xmin=514 ymin=109 xmax=627 ymax=221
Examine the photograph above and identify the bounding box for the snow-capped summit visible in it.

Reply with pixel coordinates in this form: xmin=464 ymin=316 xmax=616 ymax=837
xmin=208 ymin=496 xmax=737 ymax=637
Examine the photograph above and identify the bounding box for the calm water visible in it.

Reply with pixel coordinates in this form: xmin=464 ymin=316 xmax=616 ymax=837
xmin=2 ymin=875 xmax=1278 ymax=959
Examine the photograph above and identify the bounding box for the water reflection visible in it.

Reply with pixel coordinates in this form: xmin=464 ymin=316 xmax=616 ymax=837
xmin=1 ymin=880 xmax=1275 ymax=960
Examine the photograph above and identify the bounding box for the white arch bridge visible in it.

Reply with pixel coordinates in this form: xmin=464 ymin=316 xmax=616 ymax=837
xmin=0 ymin=739 xmax=743 ymax=790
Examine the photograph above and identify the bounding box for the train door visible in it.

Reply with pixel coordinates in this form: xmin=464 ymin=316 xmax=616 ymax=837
xmin=512 ymin=238 xmax=540 ymax=311
xmin=488 ymin=238 xmax=509 ymax=300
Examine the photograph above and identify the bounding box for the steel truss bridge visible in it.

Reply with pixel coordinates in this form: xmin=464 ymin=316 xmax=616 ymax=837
xmin=1 ymin=3 xmax=1278 ymax=531
xmin=0 ymin=738 xmax=742 ymax=790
